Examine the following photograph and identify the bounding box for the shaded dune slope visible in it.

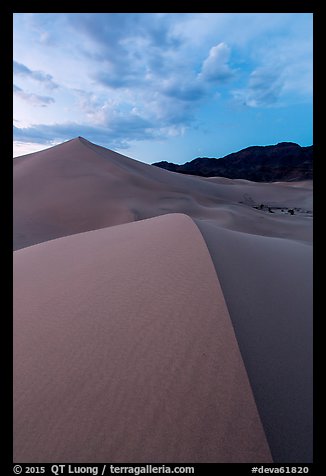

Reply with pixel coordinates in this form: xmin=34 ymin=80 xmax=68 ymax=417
xmin=195 ymin=220 xmax=313 ymax=463
xmin=13 ymin=213 xmax=272 ymax=463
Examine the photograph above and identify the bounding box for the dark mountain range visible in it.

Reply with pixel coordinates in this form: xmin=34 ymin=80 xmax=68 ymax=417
xmin=152 ymin=142 xmax=313 ymax=182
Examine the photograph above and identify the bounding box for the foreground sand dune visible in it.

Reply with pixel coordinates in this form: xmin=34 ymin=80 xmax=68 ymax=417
xmin=195 ymin=220 xmax=313 ymax=463
xmin=13 ymin=214 xmax=272 ymax=463
xmin=13 ymin=137 xmax=313 ymax=462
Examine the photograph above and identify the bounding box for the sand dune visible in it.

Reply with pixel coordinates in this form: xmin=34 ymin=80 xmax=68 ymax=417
xmin=14 ymin=137 xmax=312 ymax=250
xmin=13 ymin=214 xmax=272 ymax=463
xmin=195 ymin=220 xmax=313 ymax=463
xmin=13 ymin=137 xmax=313 ymax=462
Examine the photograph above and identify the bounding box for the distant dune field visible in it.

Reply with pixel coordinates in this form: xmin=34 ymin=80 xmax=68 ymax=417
xmin=13 ymin=137 xmax=313 ymax=463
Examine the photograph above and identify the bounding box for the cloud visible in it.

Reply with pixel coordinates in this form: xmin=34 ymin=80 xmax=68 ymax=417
xmin=160 ymin=78 xmax=205 ymax=102
xmin=13 ymin=84 xmax=55 ymax=107
xmin=65 ymin=15 xmax=223 ymax=130
xmin=67 ymin=14 xmax=184 ymax=93
xmin=72 ymin=83 xmax=198 ymax=138
xmin=232 ymin=66 xmax=285 ymax=108
xmin=72 ymin=89 xmax=106 ymax=119
xmin=12 ymin=91 xmax=194 ymax=149
xmin=13 ymin=61 xmax=59 ymax=89
xmin=14 ymin=15 xmax=236 ymax=141
xmin=199 ymin=43 xmax=235 ymax=82
xmin=68 ymin=13 xmax=180 ymax=54
xmin=13 ymin=110 xmax=158 ymax=149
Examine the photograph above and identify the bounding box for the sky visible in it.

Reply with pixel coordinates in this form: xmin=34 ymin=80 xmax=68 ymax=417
xmin=13 ymin=13 xmax=313 ymax=164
